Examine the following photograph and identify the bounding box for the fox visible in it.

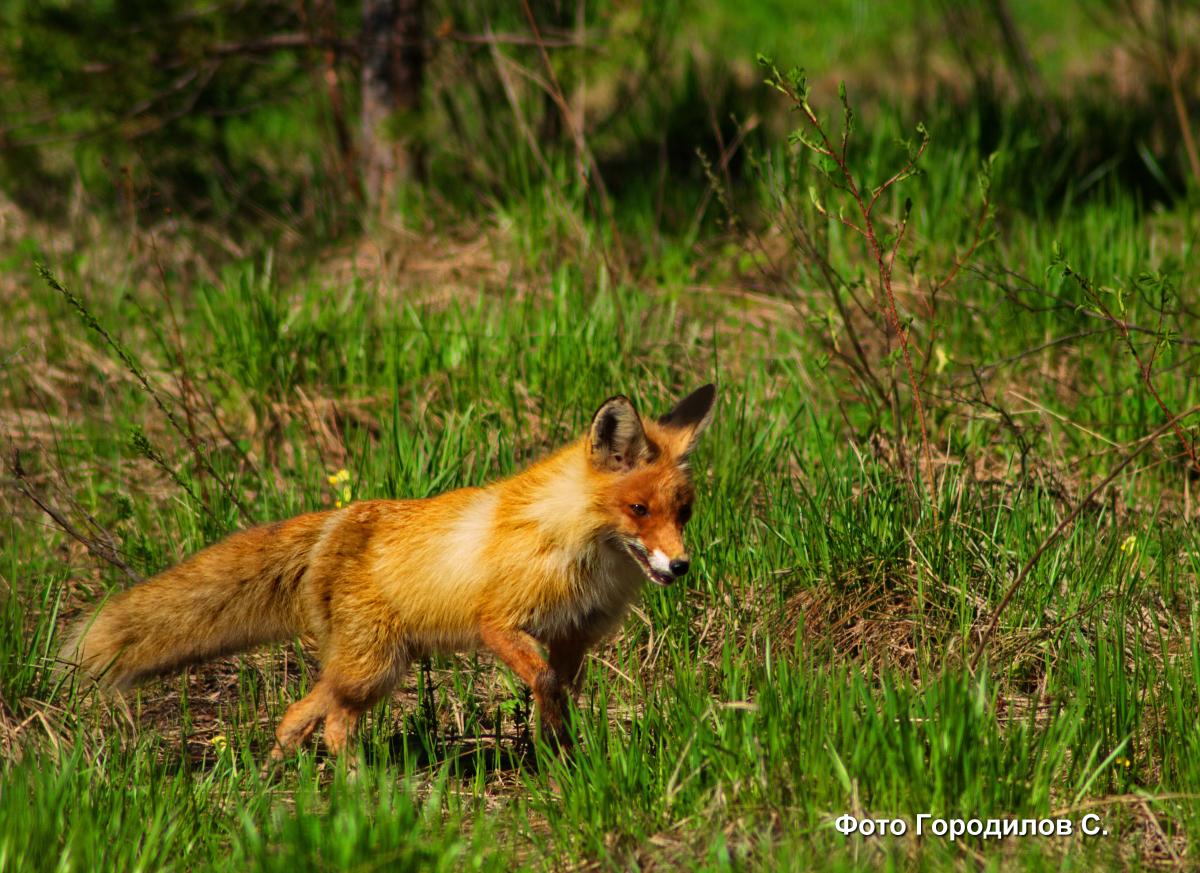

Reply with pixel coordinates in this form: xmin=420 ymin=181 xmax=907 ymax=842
xmin=65 ymin=384 xmax=716 ymax=760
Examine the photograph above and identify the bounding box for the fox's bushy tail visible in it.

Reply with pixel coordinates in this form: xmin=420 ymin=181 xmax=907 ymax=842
xmin=64 ymin=511 xmax=331 ymax=690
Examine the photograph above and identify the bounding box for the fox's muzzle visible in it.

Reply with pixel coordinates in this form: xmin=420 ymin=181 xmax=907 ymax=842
xmin=624 ymin=541 xmax=689 ymax=587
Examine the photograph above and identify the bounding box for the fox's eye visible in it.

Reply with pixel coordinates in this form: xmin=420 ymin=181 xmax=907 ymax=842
xmin=630 ymin=503 xmax=648 ymax=517
xmin=679 ymin=503 xmax=693 ymax=524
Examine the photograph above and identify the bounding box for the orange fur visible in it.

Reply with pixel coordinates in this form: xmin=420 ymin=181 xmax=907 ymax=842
xmin=65 ymin=385 xmax=716 ymax=758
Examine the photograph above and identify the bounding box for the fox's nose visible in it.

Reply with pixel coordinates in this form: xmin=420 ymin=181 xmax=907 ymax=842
xmin=669 ymin=558 xmax=690 ymax=577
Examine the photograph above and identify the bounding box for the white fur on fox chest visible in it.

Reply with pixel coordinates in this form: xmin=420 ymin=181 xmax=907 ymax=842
xmin=500 ymin=456 xmax=647 ymax=639
xmin=520 ymin=537 xmax=645 ymax=640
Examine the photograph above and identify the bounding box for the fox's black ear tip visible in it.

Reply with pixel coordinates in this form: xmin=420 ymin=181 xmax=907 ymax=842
xmin=659 ymin=383 xmax=717 ymax=428
xmin=686 ymin=384 xmax=717 ymax=407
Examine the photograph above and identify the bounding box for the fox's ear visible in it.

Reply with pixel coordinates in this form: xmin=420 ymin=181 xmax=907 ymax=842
xmin=589 ymin=395 xmax=651 ymax=472
xmin=658 ymin=383 xmax=716 ymax=457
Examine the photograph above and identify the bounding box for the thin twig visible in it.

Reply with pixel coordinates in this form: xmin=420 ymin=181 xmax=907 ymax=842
xmin=36 ymin=264 xmax=252 ymax=524
xmin=6 ymin=449 xmax=143 ymax=584
xmin=517 ymin=0 xmax=626 ymax=276
xmin=970 ymin=404 xmax=1200 ymax=672
xmin=1058 ymin=261 xmax=1200 ymax=474
xmin=765 ymin=67 xmax=939 ymax=514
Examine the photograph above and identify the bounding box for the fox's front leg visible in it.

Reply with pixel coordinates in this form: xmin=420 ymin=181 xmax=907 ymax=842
xmin=547 ymin=627 xmax=605 ymax=695
xmin=478 ymin=619 xmax=569 ymax=743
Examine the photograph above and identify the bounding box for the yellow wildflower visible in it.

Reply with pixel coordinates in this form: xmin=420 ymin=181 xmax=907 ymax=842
xmin=328 ymin=469 xmax=352 ymax=507
xmin=1119 ymin=535 xmax=1137 ymax=555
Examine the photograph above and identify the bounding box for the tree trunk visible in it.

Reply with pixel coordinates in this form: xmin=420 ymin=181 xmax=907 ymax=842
xmin=360 ymin=0 xmax=424 ymax=210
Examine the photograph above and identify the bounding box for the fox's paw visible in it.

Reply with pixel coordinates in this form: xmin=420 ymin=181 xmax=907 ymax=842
xmin=530 ymin=668 xmax=580 ymax=757
xmin=533 ymin=669 xmax=568 ymax=717
xmin=259 ymin=750 xmax=285 ymax=782
xmin=547 ymin=722 xmax=576 ymax=756
xmin=532 ymin=671 xmax=568 ymax=724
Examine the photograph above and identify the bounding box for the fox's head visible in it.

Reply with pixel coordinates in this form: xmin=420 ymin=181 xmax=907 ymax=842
xmin=587 ymin=384 xmax=716 ymax=587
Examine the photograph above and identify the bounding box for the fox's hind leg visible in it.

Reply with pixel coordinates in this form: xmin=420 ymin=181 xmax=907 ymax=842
xmin=322 ymin=704 xmax=361 ymax=758
xmin=270 ymin=679 xmax=336 ymax=762
xmin=268 ymin=642 xmax=405 ymax=763
xmin=321 ymin=651 xmax=409 ymax=759
xmin=314 ymin=635 xmax=408 ymax=761
xmin=284 ymin=541 xmax=407 ymax=763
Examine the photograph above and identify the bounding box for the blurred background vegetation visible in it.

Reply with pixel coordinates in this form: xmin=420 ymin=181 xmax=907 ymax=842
xmin=2 ymin=0 xmax=1197 ymax=247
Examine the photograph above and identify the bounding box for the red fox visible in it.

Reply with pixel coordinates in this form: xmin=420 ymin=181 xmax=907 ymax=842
xmin=66 ymin=385 xmax=716 ymax=759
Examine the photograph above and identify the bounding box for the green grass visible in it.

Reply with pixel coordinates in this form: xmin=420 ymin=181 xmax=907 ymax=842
xmin=3 ymin=201 xmax=1198 ymax=868
xmin=3 ymin=7 xmax=1200 ymax=869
